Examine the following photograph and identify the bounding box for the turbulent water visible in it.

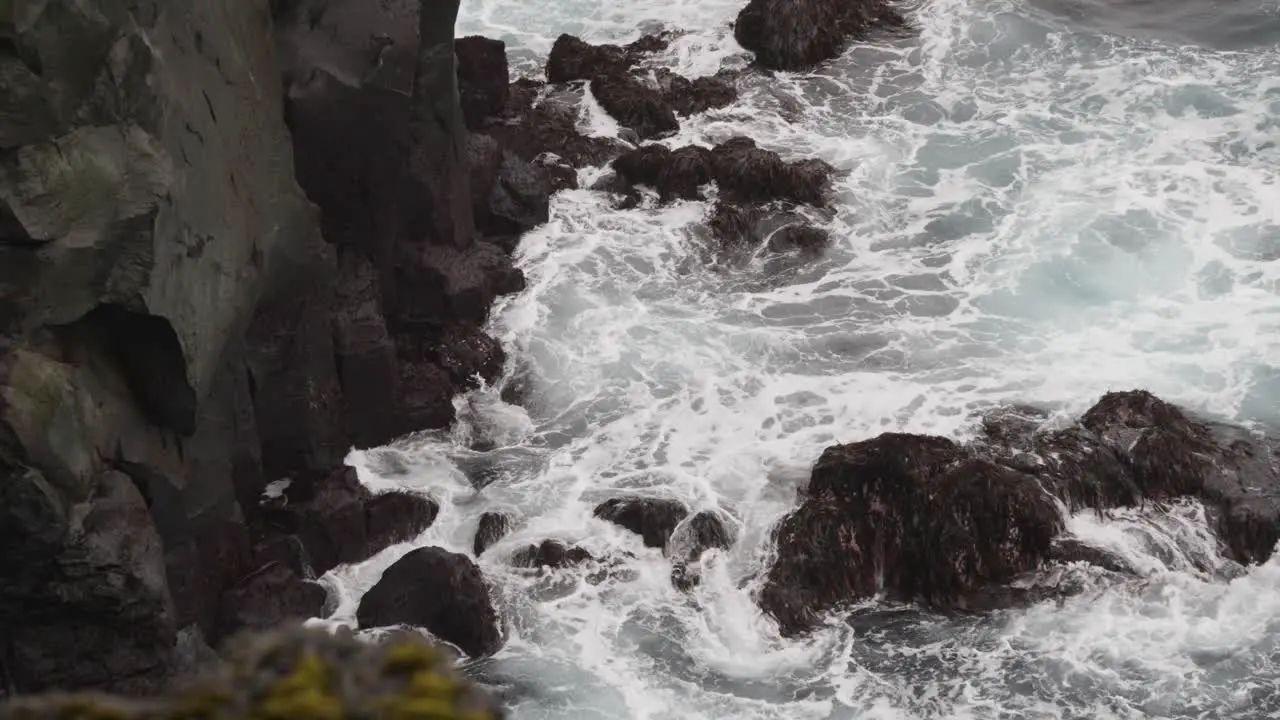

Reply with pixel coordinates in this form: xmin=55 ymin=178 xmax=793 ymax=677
xmin=316 ymin=0 xmax=1280 ymax=717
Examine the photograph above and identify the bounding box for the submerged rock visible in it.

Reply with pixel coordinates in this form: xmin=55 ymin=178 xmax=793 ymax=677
xmin=511 ymin=539 xmax=594 ymax=569
xmin=667 ymin=510 xmax=737 ymax=591
xmin=734 ymin=0 xmax=908 ymax=71
xmin=357 ymin=547 xmax=503 ymax=657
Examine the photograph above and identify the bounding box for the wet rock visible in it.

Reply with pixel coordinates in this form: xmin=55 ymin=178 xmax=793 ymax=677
xmin=546 ymin=33 xmax=670 ymax=83
xmin=455 ymin=36 xmax=510 ymax=130
xmin=594 ymin=497 xmax=690 ymax=548
xmin=710 ymin=136 xmax=834 ymax=206
xmin=474 ymin=512 xmax=513 ymax=556
xmin=734 ymin=0 xmax=907 ymax=71
xmin=760 ymin=434 xmax=1062 ymax=635
xmin=251 ymin=535 xmax=313 ymax=579
xmin=654 ymin=69 xmax=739 ymax=116
xmin=511 ymin=540 xmax=595 ymax=568
xmin=590 ymin=73 xmax=680 ymax=140
xmin=218 ymin=562 xmax=329 ymax=638
xmin=357 ymin=547 xmax=503 ymax=657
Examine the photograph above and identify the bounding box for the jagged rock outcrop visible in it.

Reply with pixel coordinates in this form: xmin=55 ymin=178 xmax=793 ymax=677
xmin=357 ymin=547 xmax=503 ymax=657
xmin=0 ymin=0 xmax=550 ymax=694
xmin=733 ymin=0 xmax=908 ymax=71
xmin=760 ymin=390 xmax=1280 ymax=635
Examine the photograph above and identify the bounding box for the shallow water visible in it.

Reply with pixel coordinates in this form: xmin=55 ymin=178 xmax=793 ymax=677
xmin=317 ymin=0 xmax=1280 ymax=716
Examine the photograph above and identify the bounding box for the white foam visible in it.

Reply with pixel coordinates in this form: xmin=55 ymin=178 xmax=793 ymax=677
xmin=324 ymin=0 xmax=1280 ymax=715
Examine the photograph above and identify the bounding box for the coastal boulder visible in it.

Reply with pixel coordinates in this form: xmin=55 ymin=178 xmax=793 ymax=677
xmin=357 ymin=547 xmax=503 ymax=657
xmin=511 ymin=540 xmax=594 ymax=569
xmin=734 ymin=0 xmax=907 ymax=71
xmin=760 ymin=434 xmax=1062 ymax=635
xmin=546 ymin=33 xmax=670 ymax=83
xmin=594 ymin=496 xmax=690 ymax=548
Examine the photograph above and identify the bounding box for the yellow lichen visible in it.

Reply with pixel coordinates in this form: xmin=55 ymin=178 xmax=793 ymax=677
xmin=253 ymin=653 xmax=341 ymax=720
xmin=1 ymin=626 xmax=500 ymax=720
xmin=381 ymin=641 xmax=442 ymax=676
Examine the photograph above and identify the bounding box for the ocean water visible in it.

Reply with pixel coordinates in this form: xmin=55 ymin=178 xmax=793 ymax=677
xmin=317 ymin=0 xmax=1280 ymax=717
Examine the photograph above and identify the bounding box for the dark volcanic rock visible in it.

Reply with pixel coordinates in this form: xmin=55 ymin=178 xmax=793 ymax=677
xmin=734 ymin=0 xmax=907 ymax=71
xmin=3 ymin=472 xmax=177 ymax=692
xmin=488 ymin=83 xmax=630 ymax=169
xmin=546 ymin=33 xmax=670 ymax=83
xmin=455 ymin=35 xmax=510 ymax=130
xmin=474 ymin=512 xmax=513 ymax=556
xmin=511 ymin=540 xmax=595 ymax=568
xmin=710 ymin=136 xmax=834 ymax=206
xmin=332 ymin=249 xmax=400 ymax=449
xmin=654 ymin=69 xmax=739 ymax=116
xmin=357 ymin=547 xmax=503 ymax=657
xmin=365 ymin=490 xmax=440 ymax=550
xmin=611 ymin=136 xmax=835 ymax=210
xmin=590 ymin=73 xmax=680 ymax=140
xmin=613 ymin=144 xmax=714 ymax=202
xmin=594 ymin=497 xmax=690 ymax=548
xmin=761 ymin=434 xmax=1062 ymax=635
xmin=218 ymin=562 xmax=329 ymax=637
xmin=761 ymin=389 xmax=1280 ymax=635
xmin=260 ymin=467 xmax=439 ymax=577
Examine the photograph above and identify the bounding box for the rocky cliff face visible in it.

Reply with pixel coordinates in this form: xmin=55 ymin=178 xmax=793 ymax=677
xmin=0 ymin=0 xmax=533 ymax=694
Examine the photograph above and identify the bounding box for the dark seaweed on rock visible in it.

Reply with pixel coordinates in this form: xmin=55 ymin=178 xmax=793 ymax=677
xmin=734 ymin=0 xmax=908 ymax=71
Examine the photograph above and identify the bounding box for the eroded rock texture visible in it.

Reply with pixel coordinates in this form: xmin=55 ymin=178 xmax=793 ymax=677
xmin=0 ymin=0 xmax=549 ymax=693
